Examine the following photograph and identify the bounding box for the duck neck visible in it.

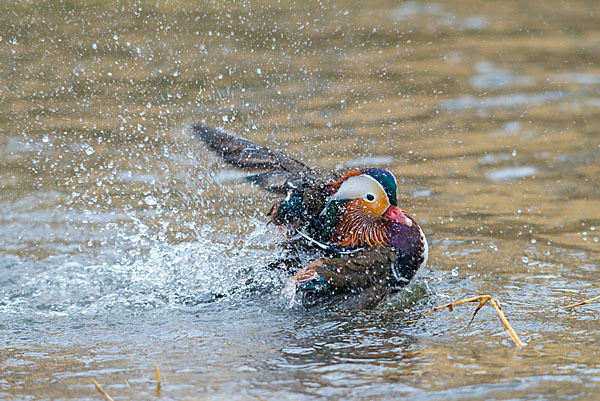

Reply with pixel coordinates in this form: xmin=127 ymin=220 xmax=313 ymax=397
xmin=332 ymin=204 xmax=389 ymax=248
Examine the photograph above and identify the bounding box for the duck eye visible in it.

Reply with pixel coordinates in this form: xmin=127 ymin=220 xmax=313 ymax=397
xmin=365 ymin=193 xmax=375 ymax=201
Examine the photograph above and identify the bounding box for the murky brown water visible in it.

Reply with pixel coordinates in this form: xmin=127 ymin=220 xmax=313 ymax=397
xmin=1 ymin=0 xmax=599 ymax=400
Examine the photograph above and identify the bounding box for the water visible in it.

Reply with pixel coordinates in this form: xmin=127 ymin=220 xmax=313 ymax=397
xmin=1 ymin=0 xmax=600 ymax=399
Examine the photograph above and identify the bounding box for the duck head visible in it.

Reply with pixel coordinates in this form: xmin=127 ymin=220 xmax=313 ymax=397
xmin=320 ymin=168 xmax=414 ymax=248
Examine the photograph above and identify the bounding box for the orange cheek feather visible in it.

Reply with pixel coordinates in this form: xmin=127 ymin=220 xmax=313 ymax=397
xmin=354 ymin=198 xmax=389 ymax=217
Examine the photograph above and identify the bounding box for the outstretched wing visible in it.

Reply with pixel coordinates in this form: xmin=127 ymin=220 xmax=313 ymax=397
xmin=191 ymin=123 xmax=316 ymax=193
xmin=192 ymin=124 xmax=307 ymax=172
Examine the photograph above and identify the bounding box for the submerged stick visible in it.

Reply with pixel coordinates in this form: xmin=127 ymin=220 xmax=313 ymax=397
xmin=91 ymin=379 xmax=115 ymax=401
xmin=425 ymin=295 xmax=525 ymax=348
xmin=557 ymin=290 xmax=600 ymax=310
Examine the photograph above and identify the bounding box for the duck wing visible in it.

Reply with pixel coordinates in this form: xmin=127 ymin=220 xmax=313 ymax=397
xmin=294 ymin=246 xmax=399 ymax=308
xmin=192 ymin=124 xmax=320 ymax=194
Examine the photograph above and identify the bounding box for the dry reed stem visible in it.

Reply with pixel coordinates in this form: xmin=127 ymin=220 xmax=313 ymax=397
xmin=425 ymin=295 xmax=525 ymax=349
xmin=90 ymin=379 xmax=115 ymax=401
xmin=557 ymin=290 xmax=600 ymax=310
xmin=154 ymin=361 xmax=162 ymax=397
xmin=154 ymin=362 xmax=161 ymax=384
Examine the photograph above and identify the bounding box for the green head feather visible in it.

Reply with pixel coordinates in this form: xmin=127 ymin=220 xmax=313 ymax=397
xmin=361 ymin=168 xmax=398 ymax=206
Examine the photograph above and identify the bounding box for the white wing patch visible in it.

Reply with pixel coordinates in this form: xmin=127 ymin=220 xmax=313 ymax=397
xmin=419 ymin=226 xmax=429 ymax=269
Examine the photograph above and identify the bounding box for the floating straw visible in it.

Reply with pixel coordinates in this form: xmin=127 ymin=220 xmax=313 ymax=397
xmin=425 ymin=295 xmax=525 ymax=348
xmin=91 ymin=379 xmax=115 ymax=401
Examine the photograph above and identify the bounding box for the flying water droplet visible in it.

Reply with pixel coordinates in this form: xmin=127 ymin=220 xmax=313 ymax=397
xmin=84 ymin=145 xmax=95 ymax=155
xmin=144 ymin=196 xmax=157 ymax=206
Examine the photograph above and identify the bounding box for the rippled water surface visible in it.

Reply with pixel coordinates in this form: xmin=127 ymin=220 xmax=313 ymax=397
xmin=1 ymin=1 xmax=599 ymax=399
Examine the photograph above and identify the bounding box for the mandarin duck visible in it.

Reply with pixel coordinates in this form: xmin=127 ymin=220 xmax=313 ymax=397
xmin=192 ymin=124 xmax=428 ymax=309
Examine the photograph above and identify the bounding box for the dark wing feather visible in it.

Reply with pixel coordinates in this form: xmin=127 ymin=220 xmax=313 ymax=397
xmin=192 ymin=123 xmax=321 ymax=194
xmin=192 ymin=124 xmax=308 ymax=173
xmin=297 ymin=247 xmax=398 ymax=308
xmin=246 ymin=171 xmax=299 ymax=193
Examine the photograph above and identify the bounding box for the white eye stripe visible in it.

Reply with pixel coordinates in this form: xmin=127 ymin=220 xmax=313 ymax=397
xmin=330 ymin=175 xmax=388 ymax=203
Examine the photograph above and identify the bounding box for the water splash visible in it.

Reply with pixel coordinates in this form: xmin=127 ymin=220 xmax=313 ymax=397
xmin=0 ymin=221 xmax=286 ymax=319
